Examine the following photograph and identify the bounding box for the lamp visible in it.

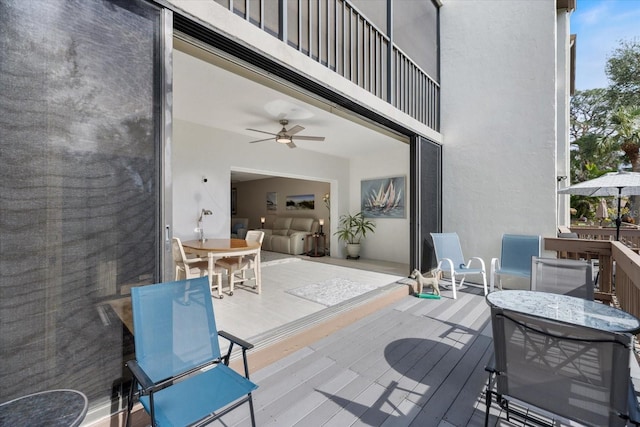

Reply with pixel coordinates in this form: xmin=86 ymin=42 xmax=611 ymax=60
xmin=276 ymin=134 xmax=292 ymax=144
xmin=196 ymin=209 xmax=213 ymax=242
xmin=318 ymin=218 xmax=324 ymax=235
xmin=260 ymin=217 xmax=265 ymax=228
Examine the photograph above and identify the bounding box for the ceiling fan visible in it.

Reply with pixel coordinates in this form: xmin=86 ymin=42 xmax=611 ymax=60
xmin=247 ymin=119 xmax=325 ymax=148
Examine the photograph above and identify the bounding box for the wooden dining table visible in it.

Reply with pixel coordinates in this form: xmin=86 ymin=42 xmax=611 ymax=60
xmin=182 ymin=239 xmax=262 ymax=297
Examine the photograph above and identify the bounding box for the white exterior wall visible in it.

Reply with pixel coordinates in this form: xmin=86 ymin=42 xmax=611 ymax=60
xmin=557 ymin=10 xmax=573 ymax=228
xmin=440 ymin=0 xmax=560 ymax=263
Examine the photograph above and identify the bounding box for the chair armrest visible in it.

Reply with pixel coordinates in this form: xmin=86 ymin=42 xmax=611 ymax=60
xmin=468 ymin=256 xmax=486 ymax=271
xmin=437 ymin=258 xmax=456 ymax=274
xmin=219 ymin=330 xmax=254 ymax=350
xmin=490 ymin=258 xmax=500 ymax=292
xmin=126 ymin=360 xmax=155 ymax=391
xmin=183 ymin=256 xmax=207 ymax=265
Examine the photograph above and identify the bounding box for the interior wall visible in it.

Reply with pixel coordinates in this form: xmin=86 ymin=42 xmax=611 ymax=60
xmin=234 ymin=177 xmax=331 ymax=231
xmin=172 ymin=120 xmax=347 ymax=247
xmin=350 ymin=145 xmax=411 ymax=263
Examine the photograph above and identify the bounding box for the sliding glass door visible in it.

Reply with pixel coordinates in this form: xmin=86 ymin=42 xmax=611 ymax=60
xmin=0 ymin=0 xmax=170 ymax=420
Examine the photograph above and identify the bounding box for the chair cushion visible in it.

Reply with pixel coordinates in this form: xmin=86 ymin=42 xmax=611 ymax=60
xmin=232 ymin=222 xmax=244 ymax=233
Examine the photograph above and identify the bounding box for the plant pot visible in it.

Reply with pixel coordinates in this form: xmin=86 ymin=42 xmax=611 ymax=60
xmin=346 ymin=243 xmax=361 ymax=258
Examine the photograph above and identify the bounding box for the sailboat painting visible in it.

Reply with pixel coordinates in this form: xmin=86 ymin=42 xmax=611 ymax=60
xmin=361 ymin=176 xmax=406 ymax=218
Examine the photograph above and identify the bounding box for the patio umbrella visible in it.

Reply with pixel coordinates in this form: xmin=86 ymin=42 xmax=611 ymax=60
xmin=558 ymin=171 xmax=640 ymax=240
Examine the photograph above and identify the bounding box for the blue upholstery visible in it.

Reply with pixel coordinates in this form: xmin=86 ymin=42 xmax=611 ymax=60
xmin=126 ymin=278 xmax=257 ymax=427
xmin=490 ymin=234 xmax=541 ymax=292
xmin=430 ymin=232 xmax=487 ymax=299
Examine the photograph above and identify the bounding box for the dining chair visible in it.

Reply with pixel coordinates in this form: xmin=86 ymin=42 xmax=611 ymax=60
xmin=125 ymin=277 xmax=257 ymax=427
xmin=490 ymin=234 xmax=541 ymax=292
xmin=172 ymin=237 xmax=225 ymax=298
xmin=484 ymin=305 xmax=637 ymax=426
xmin=430 ymin=232 xmax=487 ymax=299
xmin=530 ymin=256 xmax=593 ymax=300
xmin=216 ymin=230 xmax=265 ymax=295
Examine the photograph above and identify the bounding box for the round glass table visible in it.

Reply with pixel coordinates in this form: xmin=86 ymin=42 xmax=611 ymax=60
xmin=0 ymin=389 xmax=88 ymax=427
xmin=486 ymin=290 xmax=640 ymax=334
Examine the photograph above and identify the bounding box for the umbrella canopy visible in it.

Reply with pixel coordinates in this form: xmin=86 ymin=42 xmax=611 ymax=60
xmin=558 ymin=171 xmax=640 ymax=240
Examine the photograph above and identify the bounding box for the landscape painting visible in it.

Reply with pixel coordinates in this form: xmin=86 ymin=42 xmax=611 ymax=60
xmin=267 ymin=192 xmax=277 ymax=210
xmin=286 ymin=194 xmax=315 ymax=210
xmin=361 ymin=176 xmax=406 ymax=218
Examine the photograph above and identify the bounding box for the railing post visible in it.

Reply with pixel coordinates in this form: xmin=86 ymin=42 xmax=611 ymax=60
xmin=386 ymin=0 xmax=393 ymax=104
xmin=278 ymin=0 xmax=287 ymax=42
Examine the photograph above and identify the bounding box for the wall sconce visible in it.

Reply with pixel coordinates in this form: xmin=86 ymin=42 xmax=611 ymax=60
xmin=319 ymin=218 xmax=324 ymax=235
xmin=260 ymin=217 xmax=265 ymax=228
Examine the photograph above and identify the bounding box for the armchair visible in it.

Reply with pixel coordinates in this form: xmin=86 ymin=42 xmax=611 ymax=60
xmin=485 ymin=306 xmax=637 ymax=426
xmin=430 ymin=232 xmax=487 ymax=299
xmin=489 ymin=234 xmax=541 ymax=292
xmin=231 ymin=217 xmax=249 ymax=239
xmin=125 ymin=278 xmax=257 ymax=427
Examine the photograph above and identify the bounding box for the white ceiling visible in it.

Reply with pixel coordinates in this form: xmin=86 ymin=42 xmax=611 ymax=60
xmin=172 ymin=44 xmax=406 ymax=162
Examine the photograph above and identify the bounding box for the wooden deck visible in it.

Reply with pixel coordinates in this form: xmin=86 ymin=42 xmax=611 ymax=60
xmin=212 ymin=284 xmax=504 ymax=427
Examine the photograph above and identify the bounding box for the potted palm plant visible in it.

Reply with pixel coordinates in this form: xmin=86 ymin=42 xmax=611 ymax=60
xmin=334 ymin=211 xmax=376 ymax=258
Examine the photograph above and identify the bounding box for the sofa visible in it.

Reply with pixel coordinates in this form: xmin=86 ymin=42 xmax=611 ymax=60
xmin=230 ymin=217 xmax=248 ymax=239
xmin=261 ymin=217 xmax=319 ymax=255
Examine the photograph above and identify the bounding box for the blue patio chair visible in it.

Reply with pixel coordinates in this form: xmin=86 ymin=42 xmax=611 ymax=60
xmin=125 ymin=277 xmax=257 ymax=427
xmin=489 ymin=234 xmax=541 ymax=292
xmin=430 ymin=232 xmax=487 ymax=299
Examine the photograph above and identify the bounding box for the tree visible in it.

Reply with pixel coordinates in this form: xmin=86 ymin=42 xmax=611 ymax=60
xmin=606 ymin=39 xmax=640 ymax=108
xmin=601 ymin=106 xmax=640 ymax=172
xmin=570 ymin=88 xmax=610 ymax=141
xmin=570 ymin=89 xmax=620 ymax=182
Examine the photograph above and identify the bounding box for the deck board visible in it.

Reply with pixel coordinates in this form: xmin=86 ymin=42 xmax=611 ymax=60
xmin=207 ymin=285 xmax=505 ymax=426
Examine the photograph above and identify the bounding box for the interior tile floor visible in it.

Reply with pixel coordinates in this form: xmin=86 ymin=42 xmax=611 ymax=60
xmin=212 ymin=252 xmax=410 ymax=352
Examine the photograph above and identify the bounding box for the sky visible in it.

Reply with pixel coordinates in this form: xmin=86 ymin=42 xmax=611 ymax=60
xmin=571 ymin=0 xmax=640 ymax=90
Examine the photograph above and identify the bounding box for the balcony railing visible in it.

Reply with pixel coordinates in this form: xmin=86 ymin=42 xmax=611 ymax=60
xmin=215 ymin=0 xmax=440 ymax=131
xmin=545 ymin=235 xmax=640 ymax=329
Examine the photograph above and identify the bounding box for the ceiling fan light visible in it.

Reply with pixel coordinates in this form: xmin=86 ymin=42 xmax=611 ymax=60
xmin=276 ymin=135 xmax=291 ymax=144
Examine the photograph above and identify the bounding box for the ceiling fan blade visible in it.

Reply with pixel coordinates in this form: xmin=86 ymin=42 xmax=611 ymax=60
xmin=287 ymin=141 xmax=297 ymax=148
xmin=248 ymin=137 xmax=273 ymax=143
xmin=246 ymin=128 xmax=277 ymax=136
xmin=286 ymin=125 xmax=305 ymax=136
xmin=293 ymin=135 xmax=325 ymax=141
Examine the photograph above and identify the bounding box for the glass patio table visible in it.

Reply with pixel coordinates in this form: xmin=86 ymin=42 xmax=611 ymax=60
xmin=486 ymin=290 xmax=640 ymax=334
xmin=0 ymin=389 xmax=88 ymax=427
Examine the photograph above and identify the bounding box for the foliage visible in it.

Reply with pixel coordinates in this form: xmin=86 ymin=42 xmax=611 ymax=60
xmin=606 ymin=39 xmax=640 ymax=108
xmin=568 ymin=39 xmax=640 ymax=220
xmin=568 ymin=163 xmax=615 ymax=219
xmin=600 ymin=106 xmax=640 ymax=170
xmin=334 ymin=211 xmax=376 ymax=244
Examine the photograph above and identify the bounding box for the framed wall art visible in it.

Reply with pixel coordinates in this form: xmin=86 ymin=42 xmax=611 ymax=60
xmin=286 ymin=194 xmax=315 ymax=210
xmin=267 ymin=192 xmax=277 ymax=210
xmin=361 ymin=176 xmax=406 ymax=218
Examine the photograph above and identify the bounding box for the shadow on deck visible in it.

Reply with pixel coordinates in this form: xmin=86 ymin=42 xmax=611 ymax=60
xmin=218 ymin=284 xmax=499 ymax=426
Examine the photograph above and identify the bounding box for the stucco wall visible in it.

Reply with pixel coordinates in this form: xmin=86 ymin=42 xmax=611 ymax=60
xmin=440 ymin=0 xmax=560 ymax=263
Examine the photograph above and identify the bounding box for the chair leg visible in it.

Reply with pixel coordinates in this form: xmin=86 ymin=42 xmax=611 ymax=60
xmin=248 ymin=393 xmax=257 ymax=427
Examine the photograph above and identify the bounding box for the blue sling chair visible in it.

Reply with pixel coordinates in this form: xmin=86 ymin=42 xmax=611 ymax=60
xmin=125 ymin=277 xmax=257 ymax=427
